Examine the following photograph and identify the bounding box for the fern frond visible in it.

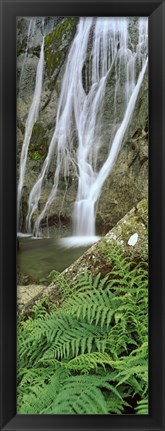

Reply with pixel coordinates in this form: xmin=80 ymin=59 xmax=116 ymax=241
xmin=66 ymin=352 xmax=114 ymax=372
xmin=17 ymin=250 xmax=148 ymax=414
xmin=18 ymin=366 xmax=69 ymax=414
xmin=135 ymin=398 xmax=148 ymax=414
xmin=42 ymin=318 xmax=107 ymax=360
xmin=49 ymin=384 xmax=108 ymax=414
xmin=106 ymin=392 xmax=131 ymax=414
xmin=47 ymin=373 xmax=123 ymax=414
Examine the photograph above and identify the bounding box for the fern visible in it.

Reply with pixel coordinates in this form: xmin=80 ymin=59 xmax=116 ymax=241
xmin=66 ymin=352 xmax=114 ymax=372
xmin=135 ymin=398 xmax=148 ymax=414
xmin=106 ymin=386 xmax=132 ymax=414
xmin=18 ymin=366 xmax=69 ymax=414
xmin=17 ymin=250 xmax=148 ymax=414
xmin=62 ymin=288 xmax=116 ymax=327
xmin=18 ymin=372 xmax=123 ymax=415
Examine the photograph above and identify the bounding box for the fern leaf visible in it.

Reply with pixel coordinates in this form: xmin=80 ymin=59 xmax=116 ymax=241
xmin=135 ymin=398 xmax=148 ymax=414
xmin=67 ymin=352 xmax=114 ymax=372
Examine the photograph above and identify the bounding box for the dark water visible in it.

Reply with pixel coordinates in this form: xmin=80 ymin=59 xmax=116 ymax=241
xmin=17 ymin=237 xmax=89 ymax=283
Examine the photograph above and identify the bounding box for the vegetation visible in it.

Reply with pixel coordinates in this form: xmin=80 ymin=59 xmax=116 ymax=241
xmin=29 ymin=122 xmax=48 ymax=161
xmin=45 ymin=18 xmax=77 ymax=46
xmin=45 ymin=17 xmax=78 ymax=77
xmin=17 ymin=248 xmax=148 ymax=414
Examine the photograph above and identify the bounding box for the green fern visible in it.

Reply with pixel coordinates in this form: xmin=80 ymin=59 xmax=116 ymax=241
xmin=45 ymin=373 xmax=122 ymax=414
xmin=18 ymin=366 xmax=69 ymax=414
xmin=135 ymin=398 xmax=148 ymax=414
xmin=66 ymin=352 xmax=114 ymax=372
xmin=17 ymin=250 xmax=148 ymax=414
xmin=106 ymin=386 xmax=132 ymax=414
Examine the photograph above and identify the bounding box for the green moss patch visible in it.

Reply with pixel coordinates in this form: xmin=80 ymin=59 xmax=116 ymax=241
xmin=45 ymin=17 xmax=77 ymax=46
xmin=29 ymin=122 xmax=48 ymax=160
xmin=45 ymin=17 xmax=78 ymax=77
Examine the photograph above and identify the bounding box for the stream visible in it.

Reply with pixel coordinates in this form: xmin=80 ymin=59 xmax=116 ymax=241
xmin=17 ymin=236 xmax=90 ymax=283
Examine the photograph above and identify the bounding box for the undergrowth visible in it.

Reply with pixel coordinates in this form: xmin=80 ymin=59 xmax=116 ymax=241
xmin=17 ymin=248 xmax=148 ymax=415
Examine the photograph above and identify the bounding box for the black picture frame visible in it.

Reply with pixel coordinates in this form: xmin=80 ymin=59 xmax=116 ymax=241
xmin=0 ymin=0 xmax=165 ymax=430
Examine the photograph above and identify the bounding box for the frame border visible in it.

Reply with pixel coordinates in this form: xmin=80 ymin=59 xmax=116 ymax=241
xmin=0 ymin=0 xmax=165 ymax=430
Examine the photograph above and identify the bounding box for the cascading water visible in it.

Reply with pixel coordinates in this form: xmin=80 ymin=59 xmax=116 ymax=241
xmin=19 ymin=17 xmax=148 ymax=246
xmin=71 ymin=18 xmax=148 ymax=246
xmin=17 ymin=26 xmax=45 ymax=232
xmin=26 ymin=18 xmax=93 ymax=234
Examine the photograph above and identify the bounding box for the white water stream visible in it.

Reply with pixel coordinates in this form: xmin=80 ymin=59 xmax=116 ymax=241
xmin=18 ymin=17 xmax=148 ymax=246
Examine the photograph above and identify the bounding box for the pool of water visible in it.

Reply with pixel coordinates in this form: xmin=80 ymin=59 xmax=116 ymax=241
xmin=17 ymin=236 xmax=91 ymax=283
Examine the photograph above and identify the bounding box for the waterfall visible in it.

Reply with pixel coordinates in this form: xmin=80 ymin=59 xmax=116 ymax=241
xmin=22 ymin=17 xmax=148 ymax=243
xmin=72 ymin=18 xmax=148 ymax=246
xmin=88 ymin=57 xmax=148 ymax=202
xmin=17 ymin=32 xmax=45 ymax=231
xmin=26 ymin=18 xmax=93 ymax=234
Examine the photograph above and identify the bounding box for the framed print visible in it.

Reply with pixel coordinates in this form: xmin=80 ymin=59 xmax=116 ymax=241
xmin=0 ymin=0 xmax=165 ymax=430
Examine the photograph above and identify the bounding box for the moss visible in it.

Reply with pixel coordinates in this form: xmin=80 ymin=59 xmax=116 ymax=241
xmin=45 ymin=51 xmax=63 ymax=77
xmin=45 ymin=17 xmax=77 ymax=46
xmin=29 ymin=122 xmax=48 ymax=160
xmin=29 ymin=150 xmax=42 ymax=161
xmin=45 ymin=17 xmax=78 ymax=77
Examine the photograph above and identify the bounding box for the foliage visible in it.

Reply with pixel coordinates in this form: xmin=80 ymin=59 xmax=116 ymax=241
xmin=29 ymin=297 xmax=56 ymax=319
xmin=17 ymin=250 xmax=148 ymax=414
xmin=45 ymin=17 xmax=77 ymax=46
xmin=135 ymin=398 xmax=148 ymax=415
xmin=45 ymin=17 xmax=78 ymax=77
xmin=29 ymin=122 xmax=48 ymax=160
xmin=48 ymin=269 xmax=73 ymax=300
xmin=29 ymin=150 xmax=41 ymax=161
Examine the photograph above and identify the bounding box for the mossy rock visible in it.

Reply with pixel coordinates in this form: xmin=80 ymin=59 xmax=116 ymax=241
xmin=45 ymin=51 xmax=64 ymax=77
xmin=45 ymin=17 xmax=78 ymax=46
xmin=29 ymin=122 xmax=49 ymax=160
xmin=98 ymin=198 xmax=148 ymax=263
xmin=45 ymin=17 xmax=78 ymax=77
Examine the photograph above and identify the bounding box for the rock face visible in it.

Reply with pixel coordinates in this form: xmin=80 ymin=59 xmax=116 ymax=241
xmin=97 ymin=73 xmax=148 ymax=232
xmin=17 ymin=17 xmax=78 ymax=231
xmin=17 ymin=17 xmax=148 ymax=234
xmin=19 ymin=198 xmax=148 ymax=313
